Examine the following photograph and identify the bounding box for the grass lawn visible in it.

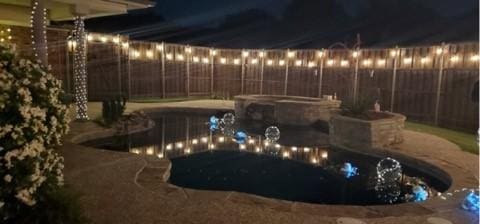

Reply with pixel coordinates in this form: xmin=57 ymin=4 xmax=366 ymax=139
xmin=405 ymin=121 xmax=478 ymax=154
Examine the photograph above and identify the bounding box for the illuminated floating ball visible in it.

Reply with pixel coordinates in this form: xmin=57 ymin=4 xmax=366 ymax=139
xmin=411 ymin=185 xmax=429 ymax=202
xmin=340 ymin=162 xmax=358 ymax=179
xmin=376 ymin=157 xmax=402 ymax=183
xmin=375 ymin=182 xmax=401 ymax=204
xmin=462 ymin=191 xmax=479 ymax=213
xmin=265 ymin=126 xmax=280 ymax=142
xmin=223 ymin=126 xmax=235 ymax=137
xmin=209 ymin=116 xmax=219 ymax=131
xmin=222 ymin=113 xmax=235 ymax=126
xmin=233 ymin=131 xmax=248 ymax=144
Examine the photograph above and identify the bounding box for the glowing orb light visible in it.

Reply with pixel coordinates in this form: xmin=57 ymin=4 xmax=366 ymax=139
xmin=376 ymin=157 xmax=402 ymax=182
xmin=209 ymin=116 xmax=219 ymax=131
xmin=412 ymin=185 xmax=429 ymax=202
xmin=222 ymin=113 xmax=235 ymax=126
xmin=340 ymin=162 xmax=358 ymax=179
xmin=233 ymin=131 xmax=248 ymax=144
xmin=462 ymin=191 xmax=479 ymax=213
xmin=265 ymin=126 xmax=280 ymax=142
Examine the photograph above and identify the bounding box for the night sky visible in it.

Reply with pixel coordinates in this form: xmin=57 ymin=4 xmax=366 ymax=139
xmin=84 ymin=0 xmax=479 ymax=48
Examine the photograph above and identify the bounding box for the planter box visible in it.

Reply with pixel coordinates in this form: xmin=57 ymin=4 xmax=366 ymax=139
xmin=329 ymin=112 xmax=406 ymax=150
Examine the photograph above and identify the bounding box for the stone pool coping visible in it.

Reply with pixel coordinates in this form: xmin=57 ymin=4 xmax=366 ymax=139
xmin=61 ymin=101 xmax=479 ymax=224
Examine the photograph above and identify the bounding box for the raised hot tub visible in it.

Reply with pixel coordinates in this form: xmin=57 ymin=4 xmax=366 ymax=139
xmin=234 ymin=95 xmax=341 ymax=126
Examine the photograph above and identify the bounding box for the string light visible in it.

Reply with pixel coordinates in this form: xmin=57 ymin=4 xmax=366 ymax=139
xmin=220 ymin=57 xmax=227 ymax=64
xmin=202 ymin=57 xmax=209 ymax=64
xmin=450 ymin=55 xmax=460 ymax=63
xmin=166 ymin=144 xmax=172 ymax=150
xmin=326 ymin=59 xmax=335 ymax=66
xmin=266 ymin=59 xmax=274 ymax=66
xmin=287 ymin=51 xmax=296 ymax=58
xmin=176 ymin=142 xmax=183 ymax=148
xmin=156 ymin=44 xmax=164 ymax=51
xmin=145 ymin=50 xmax=153 ymax=59
xmin=121 ymin=42 xmax=129 ymax=49
xmin=192 ymin=139 xmax=198 ymax=144
xmin=100 ymin=36 xmax=108 ymax=43
xmin=403 ymin=57 xmax=412 ymax=64
xmin=166 ymin=53 xmax=173 ymax=60
xmin=87 ymin=34 xmax=93 ymax=42
xmin=242 ymin=51 xmax=249 ymax=57
xmin=321 ymin=151 xmax=328 ymax=159
xmin=210 ymin=49 xmax=217 ymax=56
xmin=72 ymin=16 xmax=89 ymax=120
xmin=248 ymin=139 xmax=255 ymax=144
xmin=295 ymin=60 xmax=302 ymax=66
xmin=307 ymin=61 xmax=316 ymax=67
xmin=176 ymin=54 xmax=184 ymax=61
xmin=362 ymin=59 xmax=372 ymax=66
xmin=420 ymin=57 xmax=430 ymax=64
xmin=282 ymin=151 xmax=290 ymax=158
xmin=352 ymin=51 xmax=360 ymax=58
xmin=251 ymin=58 xmax=258 ymax=64
xmin=390 ymin=49 xmax=399 ymax=57
xmin=377 ymin=59 xmax=386 ymax=66
xmin=201 ymin=137 xmax=208 ymax=143
xmin=291 ymin=146 xmax=297 ymax=151
xmin=112 ymin=36 xmax=120 ymax=44
xmin=470 ymin=55 xmax=479 ymax=62
xmin=233 ymin=58 xmax=240 ymax=65
xmin=303 ymin=147 xmax=310 ymax=152
xmin=185 ymin=47 xmax=192 ymax=54
xmin=239 ymin=144 xmax=246 ymax=150
xmin=278 ymin=60 xmax=285 ymax=66
xmin=340 ymin=60 xmax=349 ymax=67
xmin=259 ymin=51 xmax=265 ymax=58
xmin=193 ymin=56 xmax=200 ymax=63
xmin=317 ymin=50 xmax=325 ymax=58
xmin=435 ymin=47 xmax=443 ymax=55
xmin=218 ymin=136 xmax=225 ymax=142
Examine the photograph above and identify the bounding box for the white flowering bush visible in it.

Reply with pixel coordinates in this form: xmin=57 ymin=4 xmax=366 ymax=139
xmin=0 ymin=44 xmax=71 ymax=221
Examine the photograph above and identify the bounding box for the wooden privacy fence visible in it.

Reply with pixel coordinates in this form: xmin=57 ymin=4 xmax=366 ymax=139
xmin=63 ymin=33 xmax=479 ymax=132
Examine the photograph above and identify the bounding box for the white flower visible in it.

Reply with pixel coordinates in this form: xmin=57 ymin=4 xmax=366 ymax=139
xmin=4 ymin=174 xmax=12 ymax=183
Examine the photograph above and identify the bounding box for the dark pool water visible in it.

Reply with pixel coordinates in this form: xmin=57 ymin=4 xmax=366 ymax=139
xmin=82 ymin=111 xmax=449 ymax=205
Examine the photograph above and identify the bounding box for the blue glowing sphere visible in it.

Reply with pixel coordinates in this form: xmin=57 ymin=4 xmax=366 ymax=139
xmin=234 ymin=131 xmax=248 ymax=144
xmin=462 ymin=191 xmax=479 ymax=213
xmin=340 ymin=162 xmax=358 ymax=179
xmin=209 ymin=116 xmax=219 ymax=131
xmin=412 ymin=186 xmax=428 ymax=202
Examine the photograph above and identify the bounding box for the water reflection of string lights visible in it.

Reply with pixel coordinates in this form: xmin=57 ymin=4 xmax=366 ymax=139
xmin=128 ymin=134 xmax=330 ymax=166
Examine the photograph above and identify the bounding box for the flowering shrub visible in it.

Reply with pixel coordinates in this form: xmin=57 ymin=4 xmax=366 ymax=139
xmin=0 ymin=45 xmax=70 ymax=221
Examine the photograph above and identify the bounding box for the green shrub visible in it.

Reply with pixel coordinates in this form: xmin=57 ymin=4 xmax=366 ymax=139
xmin=340 ymin=99 xmax=373 ymax=117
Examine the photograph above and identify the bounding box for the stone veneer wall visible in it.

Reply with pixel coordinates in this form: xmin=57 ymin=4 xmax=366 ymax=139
xmin=329 ymin=112 xmax=406 ymax=150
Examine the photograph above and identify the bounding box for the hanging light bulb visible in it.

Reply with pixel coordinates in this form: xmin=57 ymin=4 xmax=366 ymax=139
xmin=193 ymin=56 xmax=200 ymax=63
xmin=362 ymin=59 xmax=372 ymax=66
xmin=259 ymin=51 xmax=265 ymax=58
xmin=166 ymin=53 xmax=173 ymax=60
xmin=352 ymin=51 xmax=360 ymax=58
xmin=156 ymin=44 xmax=164 ymax=51
xmin=210 ymin=49 xmax=217 ymax=56
xmin=420 ymin=57 xmax=430 ymax=64
xmin=202 ymin=57 xmax=210 ymax=64
xmin=242 ymin=51 xmax=249 ymax=57
xmin=403 ymin=57 xmax=412 ymax=64
xmin=220 ymin=57 xmax=227 ymax=64
xmin=390 ymin=49 xmax=399 ymax=57
xmin=470 ymin=55 xmax=479 ymax=62
xmin=233 ymin=58 xmax=240 ymax=65
xmin=317 ymin=50 xmax=325 ymax=58
xmin=340 ymin=60 xmax=349 ymax=67
xmin=326 ymin=59 xmax=335 ymax=66
xmin=176 ymin=54 xmax=184 ymax=61
xmin=295 ymin=60 xmax=302 ymax=66
xmin=435 ymin=47 xmax=443 ymax=55
xmin=185 ymin=47 xmax=192 ymax=54
xmin=145 ymin=50 xmax=153 ymax=59
xmin=266 ymin=59 xmax=274 ymax=66
xmin=287 ymin=51 xmax=295 ymax=58
xmin=278 ymin=60 xmax=285 ymax=66
xmin=307 ymin=61 xmax=316 ymax=67
xmin=121 ymin=42 xmax=129 ymax=49
xmin=251 ymin=58 xmax=259 ymax=64
xmin=450 ymin=55 xmax=460 ymax=63
xmin=377 ymin=59 xmax=386 ymax=66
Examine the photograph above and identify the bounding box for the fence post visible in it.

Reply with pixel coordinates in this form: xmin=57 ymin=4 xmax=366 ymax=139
xmin=390 ymin=46 xmax=399 ymax=112
xmin=260 ymin=53 xmax=265 ymax=94
xmin=161 ymin=42 xmax=166 ymax=98
xmin=117 ymin=35 xmax=122 ymax=96
xmin=241 ymin=50 xmax=246 ymax=95
xmin=317 ymin=55 xmax=324 ymax=97
xmin=210 ymin=49 xmax=214 ymax=96
xmin=127 ymin=42 xmax=131 ymax=99
xmin=186 ymin=46 xmax=190 ymax=97
xmin=65 ymin=38 xmax=71 ymax=94
xmin=434 ymin=43 xmax=446 ymax=125
xmin=353 ymin=49 xmax=360 ymax=103
xmin=284 ymin=51 xmax=289 ymax=95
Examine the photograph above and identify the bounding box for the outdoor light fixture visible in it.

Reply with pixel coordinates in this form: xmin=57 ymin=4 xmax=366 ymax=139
xmin=239 ymin=144 xmax=246 ymax=150
xmin=275 ymin=144 xmax=281 ymax=149
xmin=259 ymin=51 xmax=265 ymax=58
xmin=100 ymin=36 xmax=107 ymax=43
xmin=176 ymin=142 xmax=183 ymax=148
xmin=251 ymin=58 xmax=259 ymax=64
xmin=218 ymin=136 xmax=225 ymax=142
xmin=121 ymin=42 xmax=129 ymax=49
xmin=403 ymin=57 xmax=412 ymax=64
xmin=278 ymin=60 xmax=285 ymax=66
xmin=255 ymin=147 xmax=261 ymax=152
xmin=112 ymin=36 xmax=120 ymax=44
xmin=248 ymin=139 xmax=255 ymax=144
xmin=321 ymin=151 xmax=328 ymax=159
xmin=287 ymin=51 xmax=296 ymax=58
xmin=193 ymin=56 xmax=200 ymax=63
xmin=166 ymin=144 xmax=172 ymax=150
xmin=166 ymin=53 xmax=173 ymax=60
xmin=185 ymin=47 xmax=192 ymax=54
xmin=294 ymin=60 xmax=302 ymax=66
xmin=201 ymin=137 xmax=208 ymax=143
xmin=157 ymin=154 xmax=164 ymax=159
xmin=267 ymin=59 xmax=274 ymax=66
xmin=210 ymin=49 xmax=217 ymax=55
xmin=242 ymin=51 xmax=249 ymax=57
xmin=208 ymin=143 xmax=215 ymax=149
xmin=87 ymin=34 xmax=93 ymax=42
xmin=282 ymin=151 xmax=290 ymax=158
xmin=184 ymin=148 xmax=191 ymax=154
xmin=192 ymin=139 xmax=198 ymax=144
xmin=233 ymin=58 xmax=240 ymax=65
xmin=307 ymin=61 xmax=316 ymax=67
xmin=311 ymin=157 xmax=318 ymax=164
xmin=220 ymin=57 xmax=227 ymax=64
xmin=340 ymin=60 xmax=349 ymax=67
xmin=303 ymin=147 xmax=310 ymax=152
xmin=291 ymin=146 xmax=298 ymax=151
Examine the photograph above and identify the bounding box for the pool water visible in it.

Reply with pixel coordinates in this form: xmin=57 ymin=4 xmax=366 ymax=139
xmin=82 ymin=111 xmax=449 ymax=205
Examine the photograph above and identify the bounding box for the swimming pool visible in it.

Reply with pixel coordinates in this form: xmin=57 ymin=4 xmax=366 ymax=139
xmin=82 ymin=111 xmax=449 ymax=205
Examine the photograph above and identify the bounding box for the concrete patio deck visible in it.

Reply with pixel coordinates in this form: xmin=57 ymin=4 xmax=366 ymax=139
xmin=60 ymin=100 xmax=479 ymax=224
